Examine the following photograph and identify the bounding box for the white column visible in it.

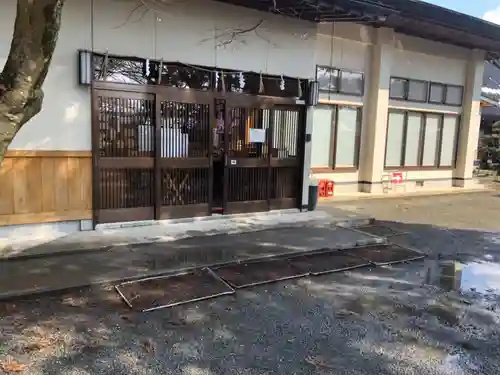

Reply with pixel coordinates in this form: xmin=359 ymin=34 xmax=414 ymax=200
xmin=453 ymin=49 xmax=485 ymax=187
xmin=358 ymin=27 xmax=394 ymax=193
xmin=301 ymin=105 xmax=314 ymax=208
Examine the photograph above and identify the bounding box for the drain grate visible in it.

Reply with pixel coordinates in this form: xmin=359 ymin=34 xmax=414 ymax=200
xmin=288 ymin=250 xmax=371 ymax=275
xmin=115 ymin=268 xmax=234 ymax=312
xmin=212 ymin=258 xmax=309 ymax=289
xmin=354 ymin=223 xmax=407 ymax=238
xmin=341 ymin=244 xmax=425 ymax=266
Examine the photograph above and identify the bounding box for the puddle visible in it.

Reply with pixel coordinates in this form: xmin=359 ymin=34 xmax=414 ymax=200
xmin=426 ymin=259 xmax=500 ymax=295
xmin=484 ymin=233 xmax=500 ymax=245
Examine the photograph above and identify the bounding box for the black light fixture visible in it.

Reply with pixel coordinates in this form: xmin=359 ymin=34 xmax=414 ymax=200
xmin=78 ymin=50 xmax=93 ymax=85
xmin=307 ymin=80 xmax=319 ymax=106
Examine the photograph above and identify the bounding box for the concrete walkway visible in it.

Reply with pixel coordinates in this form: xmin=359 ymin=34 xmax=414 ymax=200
xmin=0 ymin=221 xmax=379 ymax=300
xmin=1 ymin=208 xmax=369 ymax=260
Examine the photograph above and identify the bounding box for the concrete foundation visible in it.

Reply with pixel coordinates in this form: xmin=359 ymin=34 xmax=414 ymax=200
xmin=0 ymin=217 xmax=379 ymax=299
xmin=0 ymin=209 xmax=371 ymax=259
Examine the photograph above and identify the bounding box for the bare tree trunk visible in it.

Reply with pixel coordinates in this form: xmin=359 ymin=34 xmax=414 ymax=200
xmin=0 ymin=0 xmax=65 ymax=163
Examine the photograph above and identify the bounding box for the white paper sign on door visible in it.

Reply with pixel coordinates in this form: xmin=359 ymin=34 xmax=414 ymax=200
xmin=248 ymin=128 xmax=266 ymax=143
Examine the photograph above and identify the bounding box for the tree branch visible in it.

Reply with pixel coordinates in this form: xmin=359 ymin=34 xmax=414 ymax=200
xmin=204 ymin=19 xmax=267 ymax=47
xmin=124 ymin=0 xmax=280 ymax=47
xmin=0 ymin=0 xmax=65 ymax=162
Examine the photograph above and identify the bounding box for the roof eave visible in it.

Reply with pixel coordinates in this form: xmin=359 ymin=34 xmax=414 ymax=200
xmin=214 ymin=0 xmax=500 ymax=55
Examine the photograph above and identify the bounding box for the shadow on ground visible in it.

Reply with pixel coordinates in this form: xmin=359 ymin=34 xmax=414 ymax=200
xmin=1 ymin=219 xmax=500 ymax=374
xmin=0 ymin=225 xmax=373 ymax=299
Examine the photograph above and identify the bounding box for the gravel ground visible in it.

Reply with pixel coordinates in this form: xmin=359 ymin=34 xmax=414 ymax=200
xmin=1 ymin=190 xmax=500 ymax=374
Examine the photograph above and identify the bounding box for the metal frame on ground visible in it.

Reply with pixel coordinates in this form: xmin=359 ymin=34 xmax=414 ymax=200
xmin=115 ymin=269 xmax=235 ymax=312
xmin=339 ymin=243 xmax=426 ymax=266
xmin=286 ymin=251 xmax=372 ymax=276
xmin=211 ymin=258 xmax=311 ymax=289
xmin=350 ymin=222 xmax=409 ymax=238
xmin=114 ymin=242 xmax=427 ymax=311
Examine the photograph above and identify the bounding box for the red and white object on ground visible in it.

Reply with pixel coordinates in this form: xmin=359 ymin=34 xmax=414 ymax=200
xmin=316 ymin=180 xmax=335 ymax=198
xmin=392 ymin=172 xmax=403 ymax=185
xmin=326 ymin=180 xmax=335 ymax=197
xmin=318 ymin=180 xmax=327 ymax=197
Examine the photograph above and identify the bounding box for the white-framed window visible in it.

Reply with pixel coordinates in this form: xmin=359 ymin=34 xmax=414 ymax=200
xmin=384 ymin=109 xmax=459 ymax=169
xmin=389 ymin=78 xmax=407 ymax=100
xmin=311 ymin=105 xmax=362 ymax=170
xmin=429 ymin=83 xmax=446 ymax=104
xmin=339 ymin=71 xmax=364 ymax=96
xmin=385 ymin=112 xmax=405 ymax=167
xmin=335 ymin=106 xmax=359 ymax=167
xmin=389 ymin=78 xmax=428 ymax=102
xmin=311 ymin=107 xmax=334 ymax=168
xmin=390 ymin=76 xmax=463 ymax=106
xmin=439 ymin=116 xmax=459 ymax=167
xmin=316 ymin=66 xmax=364 ymax=97
xmin=404 ymin=113 xmax=423 ymax=166
xmin=422 ymin=114 xmax=440 ymax=166
xmin=445 ymin=85 xmax=464 ymax=106
xmin=408 ymin=80 xmax=429 ymax=102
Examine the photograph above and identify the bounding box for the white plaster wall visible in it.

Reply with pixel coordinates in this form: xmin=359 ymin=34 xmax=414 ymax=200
xmin=310 ymin=24 xmax=370 ymax=198
xmin=392 ymin=34 xmax=467 ymax=85
xmin=315 ymin=23 xmax=370 ymax=74
xmin=384 ymin=169 xmax=455 ymax=194
xmin=312 ymin=171 xmax=359 ymax=195
xmin=92 ymin=0 xmax=317 ymax=77
xmin=311 ymin=168 xmax=457 ymax=197
xmin=1 ymin=0 xmax=317 ymax=151
xmin=314 ymin=25 xmax=469 ymax=92
xmin=317 ymin=23 xmax=374 ymax=45
xmin=400 ymin=169 xmax=454 ymax=180
xmin=321 ymin=171 xmax=359 ymax=183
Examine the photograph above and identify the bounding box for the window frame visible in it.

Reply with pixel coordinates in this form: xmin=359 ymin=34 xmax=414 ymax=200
xmin=407 ymin=79 xmax=430 ymax=103
xmin=438 ymin=114 xmax=461 ymax=168
xmin=384 ymin=110 xmax=407 ymax=168
xmin=389 ymin=77 xmax=429 ymax=103
xmin=311 ymin=104 xmax=363 ymax=173
xmin=384 ymin=109 xmax=460 ymax=170
xmin=338 ymin=70 xmax=365 ymax=96
xmin=389 ymin=77 xmax=408 ymax=100
xmin=310 ymin=105 xmax=336 ymax=169
xmin=316 ymin=65 xmax=339 ymax=93
xmin=389 ymin=76 xmax=464 ymax=107
xmin=420 ymin=113 xmax=443 ymax=167
xmin=444 ymin=84 xmax=464 ymax=107
xmin=315 ymin=65 xmax=365 ymax=97
xmin=428 ymin=82 xmax=447 ymax=105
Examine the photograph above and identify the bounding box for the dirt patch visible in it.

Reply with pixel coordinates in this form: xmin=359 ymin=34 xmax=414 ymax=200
xmin=425 ymin=298 xmax=462 ymax=327
xmin=339 ymin=292 xmax=420 ymax=320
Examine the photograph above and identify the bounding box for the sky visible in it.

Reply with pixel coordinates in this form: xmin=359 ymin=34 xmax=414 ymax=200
xmin=427 ymin=1 xmax=500 ymax=93
xmin=427 ymin=0 xmax=500 ymax=23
